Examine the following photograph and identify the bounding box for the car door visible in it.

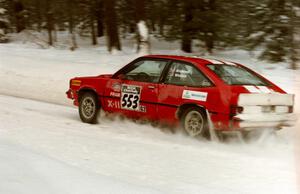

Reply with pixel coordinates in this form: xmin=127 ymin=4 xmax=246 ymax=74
xmin=103 ymin=58 xmax=168 ymax=120
xmin=157 ymin=60 xmax=218 ymax=123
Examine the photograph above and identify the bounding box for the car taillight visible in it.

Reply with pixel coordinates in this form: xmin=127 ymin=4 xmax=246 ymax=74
xmin=230 ymin=106 xmax=244 ymax=116
xmin=288 ymin=106 xmax=293 ymax=113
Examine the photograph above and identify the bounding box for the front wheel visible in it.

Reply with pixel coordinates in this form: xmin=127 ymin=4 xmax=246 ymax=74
xmin=79 ymin=92 xmax=100 ymax=124
xmin=181 ymin=107 xmax=209 ymax=139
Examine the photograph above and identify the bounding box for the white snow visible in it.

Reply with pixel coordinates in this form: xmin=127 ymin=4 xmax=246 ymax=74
xmin=0 ymin=137 xmax=162 ymax=194
xmin=137 ymin=20 xmax=149 ymax=41
xmin=0 ymin=41 xmax=300 ymax=194
xmin=137 ymin=20 xmax=150 ymax=55
xmin=0 ymin=8 xmax=6 ymax=14
xmin=0 ymin=94 xmax=298 ymax=194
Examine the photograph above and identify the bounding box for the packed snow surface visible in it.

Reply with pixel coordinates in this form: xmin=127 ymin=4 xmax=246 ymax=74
xmin=0 ymin=40 xmax=299 ymax=194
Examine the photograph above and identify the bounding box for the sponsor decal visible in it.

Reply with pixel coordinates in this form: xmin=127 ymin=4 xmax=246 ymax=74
xmin=182 ymin=90 xmax=208 ymax=101
xmin=108 ymin=100 xmax=120 ymax=109
xmin=121 ymin=84 xmax=142 ymax=111
xmin=174 ymin=69 xmax=192 ymax=78
xmin=112 ymin=82 xmax=121 ymax=92
xmin=110 ymin=92 xmax=121 ymax=98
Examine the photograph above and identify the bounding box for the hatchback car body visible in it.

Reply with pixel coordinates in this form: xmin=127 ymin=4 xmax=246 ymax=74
xmin=66 ymin=55 xmax=296 ymax=137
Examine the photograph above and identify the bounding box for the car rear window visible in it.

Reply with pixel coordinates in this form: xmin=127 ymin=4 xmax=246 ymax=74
xmin=207 ymin=64 xmax=269 ymax=86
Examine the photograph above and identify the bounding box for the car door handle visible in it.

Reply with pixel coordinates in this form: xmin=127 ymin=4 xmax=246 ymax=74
xmin=148 ymin=85 xmax=155 ymax=89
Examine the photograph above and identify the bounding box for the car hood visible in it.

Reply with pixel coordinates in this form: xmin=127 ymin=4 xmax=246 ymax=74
xmin=72 ymin=74 xmax=113 ymax=80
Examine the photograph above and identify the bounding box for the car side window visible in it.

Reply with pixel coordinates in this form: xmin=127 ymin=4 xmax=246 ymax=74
xmin=165 ymin=61 xmax=212 ymax=87
xmin=124 ymin=59 xmax=167 ymax=83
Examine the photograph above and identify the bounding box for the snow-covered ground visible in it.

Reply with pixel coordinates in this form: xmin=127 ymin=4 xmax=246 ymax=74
xmin=0 ymin=39 xmax=300 ymax=194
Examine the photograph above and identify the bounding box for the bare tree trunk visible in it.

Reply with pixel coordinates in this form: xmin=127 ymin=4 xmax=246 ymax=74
xmin=204 ymin=0 xmax=216 ymax=54
xmin=67 ymin=0 xmax=77 ymax=50
xmin=90 ymin=14 xmax=97 ymax=45
xmin=46 ymin=12 xmax=53 ymax=46
xmin=35 ymin=0 xmax=41 ymax=32
xmin=13 ymin=0 xmax=25 ymax=32
xmin=95 ymin=0 xmax=104 ymax=37
xmin=53 ymin=24 xmax=57 ymax=42
xmin=103 ymin=0 xmax=121 ymax=52
xmin=45 ymin=0 xmax=53 ymax=46
xmin=135 ymin=0 xmax=150 ymax=54
xmin=181 ymin=35 xmax=192 ymax=53
xmin=205 ymin=33 xmax=214 ymax=54
xmin=181 ymin=1 xmax=193 ymax=53
xmin=97 ymin=18 xmax=104 ymax=37
xmin=158 ymin=17 xmax=165 ymax=36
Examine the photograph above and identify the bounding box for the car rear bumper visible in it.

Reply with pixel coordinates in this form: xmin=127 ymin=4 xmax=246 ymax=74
xmin=231 ymin=113 xmax=297 ymax=130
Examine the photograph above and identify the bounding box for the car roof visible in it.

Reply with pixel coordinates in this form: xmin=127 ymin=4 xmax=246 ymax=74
xmin=143 ymin=55 xmax=238 ymax=66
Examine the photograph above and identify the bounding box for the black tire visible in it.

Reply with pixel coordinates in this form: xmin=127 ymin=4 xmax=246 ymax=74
xmin=180 ymin=107 xmax=210 ymax=139
xmin=79 ymin=92 xmax=100 ymax=124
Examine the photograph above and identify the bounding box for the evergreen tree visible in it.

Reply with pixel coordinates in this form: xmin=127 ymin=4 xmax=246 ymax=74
xmin=0 ymin=0 xmax=9 ymax=42
xmin=290 ymin=0 xmax=300 ymax=69
xmin=246 ymin=0 xmax=300 ymax=68
xmin=0 ymin=0 xmax=298 ymax=66
xmin=261 ymin=0 xmax=289 ymax=62
xmin=163 ymin=0 xmax=222 ymax=53
xmin=13 ymin=0 xmax=26 ymax=32
xmin=118 ymin=0 xmax=136 ymax=34
xmin=163 ymin=0 xmax=195 ymax=53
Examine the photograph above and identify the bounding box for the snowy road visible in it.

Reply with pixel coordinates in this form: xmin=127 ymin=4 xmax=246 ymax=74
xmin=0 ymin=139 xmax=162 ymax=194
xmin=0 ymin=43 xmax=299 ymax=193
xmin=0 ymin=94 xmax=298 ymax=194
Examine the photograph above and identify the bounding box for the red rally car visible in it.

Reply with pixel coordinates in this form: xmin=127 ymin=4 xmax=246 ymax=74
xmin=66 ymin=55 xmax=296 ymax=138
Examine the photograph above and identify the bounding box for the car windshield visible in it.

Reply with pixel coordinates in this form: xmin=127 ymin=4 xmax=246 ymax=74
xmin=207 ymin=64 xmax=269 ymax=86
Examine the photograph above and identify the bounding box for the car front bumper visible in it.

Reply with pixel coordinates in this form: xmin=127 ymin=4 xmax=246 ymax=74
xmin=66 ymin=89 xmax=74 ymax=99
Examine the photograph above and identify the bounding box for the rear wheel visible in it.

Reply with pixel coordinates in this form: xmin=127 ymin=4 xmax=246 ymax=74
xmin=79 ymin=92 xmax=100 ymax=124
xmin=181 ymin=107 xmax=209 ymax=138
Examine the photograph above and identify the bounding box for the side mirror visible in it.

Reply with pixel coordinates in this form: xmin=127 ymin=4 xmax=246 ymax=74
xmin=117 ymin=74 xmax=126 ymax=80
